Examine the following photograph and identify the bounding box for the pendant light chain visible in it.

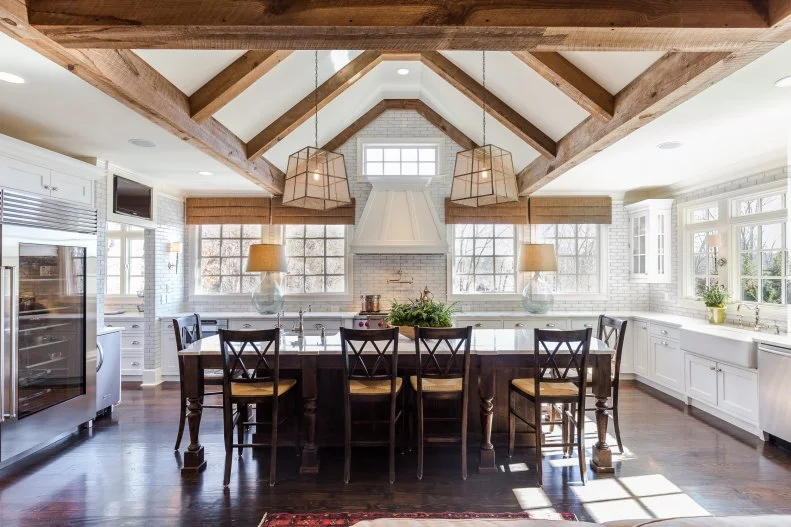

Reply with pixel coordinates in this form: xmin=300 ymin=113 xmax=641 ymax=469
xmin=314 ymin=50 xmax=319 ymax=149
xmin=482 ymin=50 xmax=486 ymax=147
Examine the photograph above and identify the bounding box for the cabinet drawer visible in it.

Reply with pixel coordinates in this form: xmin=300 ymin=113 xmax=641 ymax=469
xmin=121 ymin=351 xmax=143 ymax=374
xmin=456 ymin=319 xmax=503 ymax=329
xmin=570 ymin=319 xmax=598 ymax=330
xmin=230 ymin=319 xmax=281 ymax=330
xmin=650 ymin=323 xmax=679 ymax=341
xmin=122 ymin=335 xmax=144 ymax=350
xmin=509 ymin=319 xmax=569 ymax=330
xmin=107 ymin=321 xmax=143 ymax=331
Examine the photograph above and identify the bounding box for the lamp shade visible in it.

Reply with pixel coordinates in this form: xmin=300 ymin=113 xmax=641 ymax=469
xmin=245 ymin=243 xmax=287 ymax=273
xmin=707 ymin=233 xmax=721 ymax=248
xmin=282 ymin=146 xmax=352 ymax=210
xmin=450 ymin=144 xmax=519 ymax=207
xmin=167 ymin=241 xmax=182 ymax=254
xmin=518 ymin=244 xmax=557 ymax=272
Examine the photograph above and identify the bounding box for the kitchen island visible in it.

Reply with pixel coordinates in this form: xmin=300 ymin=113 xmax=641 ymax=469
xmin=177 ymin=328 xmax=616 ymax=476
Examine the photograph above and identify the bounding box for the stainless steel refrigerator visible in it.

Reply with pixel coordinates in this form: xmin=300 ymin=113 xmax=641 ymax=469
xmin=0 ymin=191 xmax=97 ymax=468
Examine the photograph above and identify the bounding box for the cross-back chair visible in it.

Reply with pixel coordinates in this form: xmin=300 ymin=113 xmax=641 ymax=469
xmin=340 ymin=326 xmax=404 ymax=484
xmin=173 ymin=314 xmax=223 ymax=451
xmin=218 ymin=328 xmax=299 ymax=487
xmin=411 ymin=325 xmax=473 ymax=480
xmin=508 ymin=327 xmax=592 ymax=486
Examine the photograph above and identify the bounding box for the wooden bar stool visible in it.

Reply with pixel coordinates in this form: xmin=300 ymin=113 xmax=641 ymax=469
xmin=218 ymin=328 xmax=299 ymax=487
xmin=508 ymin=328 xmax=592 ymax=486
xmin=584 ymin=315 xmax=628 ymax=453
xmin=411 ymin=325 xmax=472 ymax=480
xmin=340 ymin=327 xmax=404 ymax=484
xmin=173 ymin=314 xmax=223 ymax=451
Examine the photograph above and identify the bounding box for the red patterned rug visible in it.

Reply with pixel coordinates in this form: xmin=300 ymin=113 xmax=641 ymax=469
xmin=259 ymin=512 xmax=578 ymax=527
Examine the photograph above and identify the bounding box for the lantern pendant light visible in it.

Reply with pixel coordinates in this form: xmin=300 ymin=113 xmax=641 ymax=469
xmin=450 ymin=51 xmax=519 ymax=207
xmin=282 ymin=51 xmax=352 ymax=210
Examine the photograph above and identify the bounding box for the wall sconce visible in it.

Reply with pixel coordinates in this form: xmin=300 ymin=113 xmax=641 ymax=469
xmin=167 ymin=241 xmax=182 ymax=273
xmin=707 ymin=233 xmax=727 ymax=268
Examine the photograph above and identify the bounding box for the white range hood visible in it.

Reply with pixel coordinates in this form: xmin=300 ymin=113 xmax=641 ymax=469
xmin=351 ymin=174 xmax=448 ymax=254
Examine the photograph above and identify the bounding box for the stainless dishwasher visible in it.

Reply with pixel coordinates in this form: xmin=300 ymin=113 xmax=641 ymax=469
xmin=758 ymin=343 xmax=791 ymax=443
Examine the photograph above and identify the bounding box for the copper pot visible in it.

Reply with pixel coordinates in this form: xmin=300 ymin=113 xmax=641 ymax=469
xmin=362 ymin=294 xmax=381 ymax=313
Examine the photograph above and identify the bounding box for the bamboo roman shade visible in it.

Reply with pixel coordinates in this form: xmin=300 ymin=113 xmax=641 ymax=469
xmin=528 ymin=196 xmax=612 ymax=224
xmin=185 ymin=197 xmax=355 ymax=225
xmin=185 ymin=197 xmax=271 ymax=225
xmin=444 ymin=197 xmax=528 ymax=224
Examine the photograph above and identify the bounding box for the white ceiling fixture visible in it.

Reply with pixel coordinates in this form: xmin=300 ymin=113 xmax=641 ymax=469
xmin=128 ymin=138 xmax=156 ymax=148
xmin=397 ymin=68 xmax=410 ymax=75
xmin=775 ymin=75 xmax=791 ymax=88
xmin=197 ymin=170 xmax=213 ymax=176
xmin=0 ymin=71 xmax=24 ymax=84
xmin=657 ymin=141 xmax=683 ymax=150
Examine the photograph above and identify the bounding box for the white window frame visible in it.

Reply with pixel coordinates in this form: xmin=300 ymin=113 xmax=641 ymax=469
xmin=105 ymin=222 xmax=145 ymax=299
xmin=447 ymin=224 xmax=522 ymax=300
xmin=532 ymin=223 xmax=608 ymax=300
xmin=189 ymin=224 xmax=354 ymax=302
xmin=357 ymin=138 xmax=445 ymax=182
xmin=678 ymin=180 xmax=788 ymax=317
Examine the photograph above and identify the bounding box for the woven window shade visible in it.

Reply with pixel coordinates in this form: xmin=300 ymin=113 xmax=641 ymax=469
xmin=528 ymin=196 xmax=612 ymax=224
xmin=271 ymin=197 xmax=355 ymax=225
xmin=444 ymin=197 xmax=528 ymax=224
xmin=185 ymin=197 xmax=271 ymax=225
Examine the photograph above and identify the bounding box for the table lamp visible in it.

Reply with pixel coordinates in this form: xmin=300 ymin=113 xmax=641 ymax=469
xmin=519 ymin=244 xmax=557 ymax=314
xmin=246 ymin=243 xmax=287 ymax=314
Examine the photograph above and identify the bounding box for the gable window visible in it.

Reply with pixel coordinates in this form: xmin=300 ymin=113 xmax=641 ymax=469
xmin=362 ymin=142 xmax=440 ymax=177
xmin=452 ymin=224 xmax=516 ymax=294
xmin=194 ymin=224 xmax=348 ymax=295
xmin=105 ymin=222 xmax=145 ymax=296
xmin=535 ymin=224 xmax=601 ymax=293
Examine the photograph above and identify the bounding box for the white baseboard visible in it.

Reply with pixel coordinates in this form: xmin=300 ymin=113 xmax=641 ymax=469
xmin=634 ymin=375 xmax=686 ymax=401
xmin=687 ymin=398 xmax=763 ymax=439
xmin=141 ymin=368 xmax=163 ymax=386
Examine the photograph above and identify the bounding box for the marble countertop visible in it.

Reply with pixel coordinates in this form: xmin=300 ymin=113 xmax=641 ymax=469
xmin=179 ymin=329 xmax=614 ymax=356
xmin=98 ymin=326 xmax=124 ymax=336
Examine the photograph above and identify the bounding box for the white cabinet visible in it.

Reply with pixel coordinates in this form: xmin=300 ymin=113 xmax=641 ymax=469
xmin=570 ymin=319 xmax=597 ymax=330
xmin=625 ymin=199 xmax=673 ymax=283
xmin=0 ymin=155 xmax=94 ymax=206
xmin=161 ymin=323 xmax=179 ymax=376
xmin=685 ymin=353 xmax=759 ymax=424
xmin=108 ymin=318 xmax=144 ymax=377
xmin=230 ymin=317 xmax=343 ymax=332
xmin=456 ymin=319 xmax=503 ymax=329
xmin=650 ymin=336 xmax=684 ymax=392
xmin=508 ymin=319 xmax=570 ymax=330
xmin=685 ymin=354 xmax=718 ymax=406
xmin=633 ymin=321 xmax=650 ymax=376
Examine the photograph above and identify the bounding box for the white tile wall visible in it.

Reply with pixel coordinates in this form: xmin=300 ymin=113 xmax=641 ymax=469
xmin=95 ymin=176 xmax=107 ymax=330
xmin=649 ymin=166 xmax=790 ymax=329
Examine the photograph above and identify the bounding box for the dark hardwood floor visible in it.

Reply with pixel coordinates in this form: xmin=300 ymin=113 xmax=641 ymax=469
xmin=1 ymin=381 xmax=790 ymax=526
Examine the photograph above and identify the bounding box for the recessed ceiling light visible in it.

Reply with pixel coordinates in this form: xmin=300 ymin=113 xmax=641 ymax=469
xmin=0 ymin=72 xmax=25 ymax=84
xmin=774 ymin=75 xmax=791 ymax=88
xmin=657 ymin=141 xmax=683 ymax=150
xmin=128 ymin=138 xmax=156 ymax=148
xmin=197 ymin=171 xmax=213 ymax=176
xmin=397 ymin=68 xmax=410 ymax=76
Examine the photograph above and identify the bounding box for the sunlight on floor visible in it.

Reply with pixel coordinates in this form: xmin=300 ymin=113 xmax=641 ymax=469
xmin=570 ymin=474 xmax=711 ymax=524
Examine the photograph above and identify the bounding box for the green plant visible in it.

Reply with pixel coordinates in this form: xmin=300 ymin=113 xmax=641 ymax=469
xmin=387 ymin=297 xmax=457 ymax=328
xmin=700 ymin=282 xmax=729 ymax=308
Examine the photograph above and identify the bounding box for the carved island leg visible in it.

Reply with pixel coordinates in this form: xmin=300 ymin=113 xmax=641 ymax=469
xmin=591 ymin=355 xmax=614 ymax=473
xmin=299 ymin=354 xmax=319 ymax=474
xmin=478 ymin=355 xmax=497 ymax=473
xmin=182 ymin=356 xmax=206 ymax=474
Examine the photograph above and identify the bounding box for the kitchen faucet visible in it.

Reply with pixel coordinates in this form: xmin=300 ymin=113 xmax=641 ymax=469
xmin=736 ymin=303 xmax=779 ymax=333
xmin=293 ymin=306 xmax=305 ymax=334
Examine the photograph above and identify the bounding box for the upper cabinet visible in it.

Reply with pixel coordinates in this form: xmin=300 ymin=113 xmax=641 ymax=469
xmin=0 ymin=134 xmax=99 ymax=207
xmin=625 ymin=199 xmax=673 ymax=283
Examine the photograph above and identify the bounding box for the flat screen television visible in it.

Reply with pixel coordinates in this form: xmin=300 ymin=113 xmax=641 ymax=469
xmin=113 ymin=175 xmax=153 ymax=220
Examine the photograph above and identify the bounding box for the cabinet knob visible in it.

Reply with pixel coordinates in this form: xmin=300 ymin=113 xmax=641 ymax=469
xmin=584 ymin=324 xmax=593 ymax=328
xmin=132 ymin=324 xmax=140 ymax=329
xmin=514 ymin=323 xmax=525 ymax=328
xmin=474 ymin=323 xmax=482 ymax=328
xmin=710 ymin=366 xmax=716 ymax=371
xmin=132 ymin=340 xmax=141 ymax=345
xmin=661 ymin=330 xmax=668 ymax=335
xmin=243 ymin=323 xmax=252 ymax=328
xmin=51 ymin=186 xmax=59 ymax=191
xmin=106 ymin=324 xmax=113 ymax=327
xmin=131 ymin=361 xmax=140 ymax=366
xmin=167 ymin=324 xmax=173 ymax=329
xmin=717 ymin=368 xmax=723 ymax=373
xmin=42 ymin=184 xmax=52 ymax=190
xmin=642 ymin=325 xmax=647 ymax=330
xmin=546 ymin=323 xmax=555 ymax=328
xmin=661 ymin=340 xmax=669 ymax=346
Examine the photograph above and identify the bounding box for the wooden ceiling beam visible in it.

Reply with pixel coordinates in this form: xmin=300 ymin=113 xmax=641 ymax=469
xmin=0 ymin=0 xmax=284 ymax=194
xmin=420 ymin=52 xmax=556 ymax=159
xmin=323 ymin=99 xmax=477 ymax=152
xmin=246 ymin=51 xmax=386 ymax=161
xmin=768 ymin=0 xmax=791 ymax=25
xmin=190 ymin=50 xmax=292 ymax=123
xmin=512 ymin=51 xmax=614 ymax=120
xmin=25 ymin=0 xmax=771 ymax=50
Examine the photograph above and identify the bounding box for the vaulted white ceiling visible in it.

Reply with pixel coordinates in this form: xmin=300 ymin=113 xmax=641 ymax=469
xmin=1 ymin=31 xmax=788 ymax=197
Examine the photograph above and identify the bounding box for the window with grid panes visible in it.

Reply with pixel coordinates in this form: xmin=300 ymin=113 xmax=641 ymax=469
xmin=535 ymin=224 xmax=600 ymax=293
xmin=452 ymin=224 xmax=516 ymax=294
xmin=105 ymin=222 xmax=145 ymax=296
xmin=691 ymin=229 xmax=719 ymax=295
xmin=284 ymin=225 xmax=346 ymax=294
xmin=197 ymin=224 xmax=263 ymax=294
xmin=738 ymin=222 xmax=788 ymax=304
xmin=363 ymin=145 xmax=438 ymax=176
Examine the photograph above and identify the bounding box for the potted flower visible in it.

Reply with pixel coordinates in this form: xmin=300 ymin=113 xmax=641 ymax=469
xmin=701 ymin=283 xmax=729 ymax=325
xmin=387 ymin=297 xmax=457 ymax=339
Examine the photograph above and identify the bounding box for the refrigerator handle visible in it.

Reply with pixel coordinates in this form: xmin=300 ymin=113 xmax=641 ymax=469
xmin=96 ymin=341 xmax=104 ymax=373
xmin=1 ymin=265 xmax=15 ymax=421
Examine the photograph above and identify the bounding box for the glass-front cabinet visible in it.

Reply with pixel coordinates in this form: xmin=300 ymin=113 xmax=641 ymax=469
xmin=625 ymin=199 xmax=673 ymax=283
